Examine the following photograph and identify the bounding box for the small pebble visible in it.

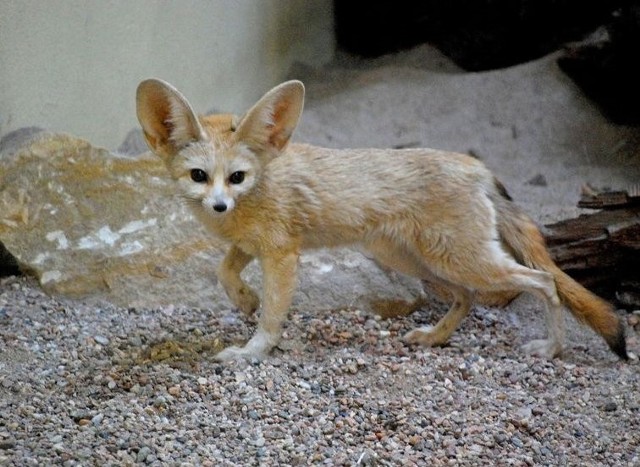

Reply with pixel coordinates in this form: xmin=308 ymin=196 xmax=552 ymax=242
xmin=94 ymin=335 xmax=109 ymax=345
xmin=91 ymin=414 xmax=104 ymax=426
xmin=137 ymin=446 xmax=151 ymax=462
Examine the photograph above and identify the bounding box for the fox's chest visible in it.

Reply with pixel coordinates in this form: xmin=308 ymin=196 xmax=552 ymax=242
xmin=197 ymin=206 xmax=291 ymax=256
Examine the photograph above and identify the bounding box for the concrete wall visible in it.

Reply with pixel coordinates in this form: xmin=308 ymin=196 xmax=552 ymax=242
xmin=0 ymin=1 xmax=334 ymax=149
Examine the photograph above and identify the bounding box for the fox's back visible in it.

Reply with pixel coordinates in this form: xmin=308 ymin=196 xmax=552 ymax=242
xmin=276 ymin=143 xmax=491 ymax=193
xmin=252 ymin=143 xmax=500 ymax=247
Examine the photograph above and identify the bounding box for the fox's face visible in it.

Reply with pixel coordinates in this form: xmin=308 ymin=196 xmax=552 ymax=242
xmin=136 ymin=78 xmax=305 ymax=217
xmin=170 ymin=131 xmax=260 ymax=215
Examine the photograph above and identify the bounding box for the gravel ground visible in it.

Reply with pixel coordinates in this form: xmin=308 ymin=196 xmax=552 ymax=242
xmin=1 ymin=275 xmax=638 ymax=466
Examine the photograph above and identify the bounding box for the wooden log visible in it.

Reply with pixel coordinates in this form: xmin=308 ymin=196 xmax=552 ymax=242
xmin=577 ymin=183 xmax=640 ymax=210
xmin=544 ymin=186 xmax=640 ymax=308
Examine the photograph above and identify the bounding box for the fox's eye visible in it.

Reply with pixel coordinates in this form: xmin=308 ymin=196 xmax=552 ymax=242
xmin=229 ymin=171 xmax=245 ymax=185
xmin=190 ymin=169 xmax=208 ymax=183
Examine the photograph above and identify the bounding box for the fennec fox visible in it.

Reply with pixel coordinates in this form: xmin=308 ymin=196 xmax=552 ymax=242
xmin=136 ymin=78 xmax=628 ymax=362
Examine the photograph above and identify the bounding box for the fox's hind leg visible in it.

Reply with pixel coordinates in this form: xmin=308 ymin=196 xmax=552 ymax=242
xmin=518 ymin=276 xmax=565 ymax=358
xmin=404 ymin=284 xmax=473 ymax=347
xmin=483 ymin=265 xmax=565 ymax=358
xmin=420 ymin=239 xmax=565 ymax=358
xmin=466 ymin=260 xmax=565 ymax=358
xmin=364 ymin=238 xmax=472 ymax=344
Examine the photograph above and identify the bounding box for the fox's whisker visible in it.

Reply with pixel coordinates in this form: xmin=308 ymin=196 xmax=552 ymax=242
xmin=178 ymin=195 xmax=201 ymax=207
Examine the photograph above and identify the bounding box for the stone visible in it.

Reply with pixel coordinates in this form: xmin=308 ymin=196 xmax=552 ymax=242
xmin=136 ymin=446 xmax=151 ymax=463
xmin=116 ymin=128 xmax=148 ymax=156
xmin=0 ymin=127 xmax=45 ymax=157
xmin=0 ymin=133 xmax=213 ymax=308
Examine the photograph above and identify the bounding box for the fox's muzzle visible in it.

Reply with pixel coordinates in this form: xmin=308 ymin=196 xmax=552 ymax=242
xmin=213 ymin=202 xmax=227 ymax=213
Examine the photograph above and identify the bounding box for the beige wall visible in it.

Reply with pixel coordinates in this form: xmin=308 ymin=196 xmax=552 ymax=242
xmin=0 ymin=1 xmax=334 ymax=149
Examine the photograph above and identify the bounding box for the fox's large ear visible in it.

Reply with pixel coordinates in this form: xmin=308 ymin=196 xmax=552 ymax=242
xmin=136 ymin=79 xmax=207 ymax=159
xmin=235 ymin=80 xmax=305 ymax=156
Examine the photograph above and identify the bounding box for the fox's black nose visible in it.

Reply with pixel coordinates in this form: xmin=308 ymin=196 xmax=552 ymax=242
xmin=213 ymin=203 xmax=227 ymax=213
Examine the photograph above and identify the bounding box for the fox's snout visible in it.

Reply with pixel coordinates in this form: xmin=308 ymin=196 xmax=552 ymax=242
xmin=206 ymin=182 xmax=236 ymax=215
xmin=206 ymin=194 xmax=235 ymax=215
xmin=213 ymin=202 xmax=228 ymax=213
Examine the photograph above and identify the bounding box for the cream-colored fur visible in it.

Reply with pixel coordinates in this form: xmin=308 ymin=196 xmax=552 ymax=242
xmin=136 ymin=79 xmax=628 ymax=362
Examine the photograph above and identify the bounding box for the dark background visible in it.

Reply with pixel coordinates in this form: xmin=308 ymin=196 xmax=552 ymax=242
xmin=334 ymin=0 xmax=640 ymax=124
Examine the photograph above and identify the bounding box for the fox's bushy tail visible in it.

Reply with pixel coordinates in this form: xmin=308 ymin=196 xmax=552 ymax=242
xmin=492 ymin=186 xmax=628 ymax=359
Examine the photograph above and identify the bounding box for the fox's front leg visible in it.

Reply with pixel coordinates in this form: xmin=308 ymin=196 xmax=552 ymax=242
xmin=217 ymin=245 xmax=259 ymax=316
xmin=215 ymin=248 xmax=299 ymax=361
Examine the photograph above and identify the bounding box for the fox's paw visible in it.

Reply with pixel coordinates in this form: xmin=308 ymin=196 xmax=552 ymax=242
xmin=521 ymin=339 xmax=563 ymax=359
xmin=229 ymin=286 xmax=260 ymax=317
xmin=214 ymin=329 xmax=275 ymax=362
xmin=403 ymin=325 xmax=448 ymax=347
xmin=214 ymin=345 xmax=266 ymax=362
